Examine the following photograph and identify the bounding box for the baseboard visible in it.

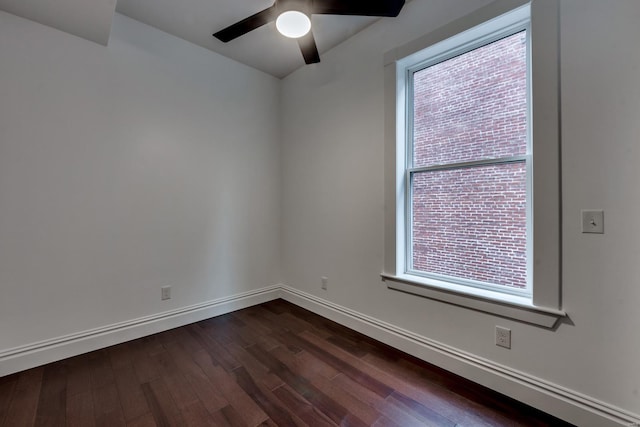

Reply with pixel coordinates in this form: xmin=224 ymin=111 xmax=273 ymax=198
xmin=3 ymin=283 xmax=638 ymax=427
xmin=279 ymin=285 xmax=640 ymax=427
xmin=0 ymin=285 xmax=282 ymax=377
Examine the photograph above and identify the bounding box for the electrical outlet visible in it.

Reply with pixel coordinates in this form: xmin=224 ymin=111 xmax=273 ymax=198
xmin=495 ymin=326 xmax=511 ymax=349
xmin=161 ymin=286 xmax=171 ymax=300
xmin=321 ymin=276 xmax=328 ymax=290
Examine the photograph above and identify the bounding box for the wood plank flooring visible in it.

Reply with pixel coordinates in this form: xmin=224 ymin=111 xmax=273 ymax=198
xmin=0 ymin=299 xmax=574 ymax=426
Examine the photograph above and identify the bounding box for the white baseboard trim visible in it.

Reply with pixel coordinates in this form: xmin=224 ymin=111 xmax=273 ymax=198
xmin=278 ymin=285 xmax=640 ymax=427
xmin=2 ymin=283 xmax=638 ymax=427
xmin=0 ymin=285 xmax=281 ymax=377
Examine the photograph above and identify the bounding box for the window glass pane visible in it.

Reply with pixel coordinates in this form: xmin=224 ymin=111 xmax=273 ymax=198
xmin=411 ymin=162 xmax=527 ymax=289
xmin=413 ymin=31 xmax=527 ymax=168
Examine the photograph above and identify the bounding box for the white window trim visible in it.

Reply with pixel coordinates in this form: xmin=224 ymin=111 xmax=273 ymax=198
xmin=382 ymin=0 xmax=565 ymax=328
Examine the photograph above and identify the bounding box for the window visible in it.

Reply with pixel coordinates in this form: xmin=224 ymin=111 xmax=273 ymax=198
xmin=383 ymin=1 xmax=564 ymax=327
xmin=407 ymin=16 xmax=530 ymax=297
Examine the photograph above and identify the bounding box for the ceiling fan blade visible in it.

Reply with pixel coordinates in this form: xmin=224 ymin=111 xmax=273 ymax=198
xmin=311 ymin=0 xmax=405 ymax=17
xmin=297 ymin=31 xmax=320 ymax=64
xmin=213 ymin=5 xmax=279 ymax=42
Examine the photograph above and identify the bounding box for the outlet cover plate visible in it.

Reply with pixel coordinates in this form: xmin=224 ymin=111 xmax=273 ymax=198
xmin=495 ymin=326 xmax=511 ymax=349
xmin=161 ymin=286 xmax=171 ymax=300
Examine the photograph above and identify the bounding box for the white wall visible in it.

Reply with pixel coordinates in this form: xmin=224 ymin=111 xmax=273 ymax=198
xmin=0 ymin=11 xmax=281 ymax=351
xmin=2 ymin=0 xmax=640 ymax=423
xmin=281 ymin=0 xmax=640 ymax=423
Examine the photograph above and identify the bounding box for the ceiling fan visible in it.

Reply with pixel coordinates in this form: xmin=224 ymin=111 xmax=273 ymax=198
xmin=213 ymin=0 xmax=406 ymax=64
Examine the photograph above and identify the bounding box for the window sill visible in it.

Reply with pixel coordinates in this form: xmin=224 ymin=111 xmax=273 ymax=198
xmin=381 ymin=273 xmax=566 ymax=328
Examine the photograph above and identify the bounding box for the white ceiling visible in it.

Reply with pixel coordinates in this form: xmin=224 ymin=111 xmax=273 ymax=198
xmin=0 ymin=0 xmax=388 ymax=79
xmin=115 ymin=0 xmax=381 ymax=78
xmin=0 ymin=0 xmax=116 ymax=45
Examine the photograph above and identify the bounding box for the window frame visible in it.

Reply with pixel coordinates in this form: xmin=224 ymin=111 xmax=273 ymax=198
xmin=382 ymin=0 xmax=565 ymax=328
xmin=403 ymin=21 xmax=532 ymax=298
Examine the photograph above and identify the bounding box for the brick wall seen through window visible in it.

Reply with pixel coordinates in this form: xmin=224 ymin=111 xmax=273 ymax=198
xmin=411 ymin=31 xmax=528 ymax=289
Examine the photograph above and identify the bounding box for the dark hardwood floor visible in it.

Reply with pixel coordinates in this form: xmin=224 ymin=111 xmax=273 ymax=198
xmin=0 ymin=299 xmax=574 ymax=426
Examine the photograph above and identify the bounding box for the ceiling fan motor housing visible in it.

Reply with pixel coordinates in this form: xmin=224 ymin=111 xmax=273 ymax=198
xmin=276 ymin=0 xmax=312 ymax=16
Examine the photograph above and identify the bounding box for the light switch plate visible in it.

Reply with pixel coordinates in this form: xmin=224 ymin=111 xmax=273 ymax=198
xmin=581 ymin=210 xmax=604 ymax=234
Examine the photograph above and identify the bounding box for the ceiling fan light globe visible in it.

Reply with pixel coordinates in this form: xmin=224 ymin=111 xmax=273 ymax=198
xmin=276 ymin=11 xmax=311 ymax=38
